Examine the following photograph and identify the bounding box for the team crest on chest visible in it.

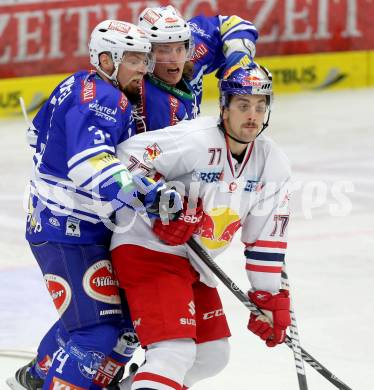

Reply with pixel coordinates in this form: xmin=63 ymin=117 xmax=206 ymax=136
xmin=143 ymin=143 xmax=162 ymax=162
xmin=229 ymin=182 xmax=237 ymax=192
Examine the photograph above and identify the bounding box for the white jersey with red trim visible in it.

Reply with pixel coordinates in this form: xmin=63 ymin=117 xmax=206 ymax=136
xmin=111 ymin=116 xmax=291 ymax=292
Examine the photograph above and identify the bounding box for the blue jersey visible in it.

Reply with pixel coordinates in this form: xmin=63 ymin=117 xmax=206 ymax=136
xmin=133 ymin=14 xmax=258 ymax=132
xmin=26 ymin=71 xmax=136 ymax=245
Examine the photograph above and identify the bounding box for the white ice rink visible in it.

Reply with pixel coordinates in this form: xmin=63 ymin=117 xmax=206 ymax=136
xmin=1 ymin=88 xmax=373 ymax=389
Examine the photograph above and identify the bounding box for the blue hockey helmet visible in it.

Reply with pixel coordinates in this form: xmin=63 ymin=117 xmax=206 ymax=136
xmin=219 ymin=63 xmax=273 ymax=108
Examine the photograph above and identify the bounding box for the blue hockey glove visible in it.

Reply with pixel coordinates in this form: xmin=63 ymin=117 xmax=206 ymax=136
xmin=215 ymin=51 xmax=255 ymax=80
xmin=130 ymin=176 xmax=183 ymax=220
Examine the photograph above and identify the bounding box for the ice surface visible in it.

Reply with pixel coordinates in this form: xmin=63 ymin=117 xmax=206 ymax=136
xmin=1 ymin=88 xmax=373 ymax=389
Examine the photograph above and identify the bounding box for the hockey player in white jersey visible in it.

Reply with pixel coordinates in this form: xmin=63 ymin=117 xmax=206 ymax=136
xmin=110 ymin=63 xmax=292 ymax=389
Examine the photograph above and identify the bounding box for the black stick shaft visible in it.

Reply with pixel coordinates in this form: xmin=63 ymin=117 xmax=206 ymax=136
xmin=281 ymin=269 xmax=308 ymax=389
xmin=187 ymin=237 xmax=353 ymax=390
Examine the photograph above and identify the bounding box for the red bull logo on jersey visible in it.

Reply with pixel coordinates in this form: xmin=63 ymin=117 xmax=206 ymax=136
xmin=83 ymin=260 xmax=120 ymax=305
xmin=199 ymin=207 xmax=241 ymax=250
xmin=44 ymin=274 xmax=72 ymax=316
xmin=143 ymin=143 xmax=162 ymax=162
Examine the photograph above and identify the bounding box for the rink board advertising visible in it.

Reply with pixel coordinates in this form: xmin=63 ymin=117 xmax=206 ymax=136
xmin=0 ymin=0 xmax=373 ymax=117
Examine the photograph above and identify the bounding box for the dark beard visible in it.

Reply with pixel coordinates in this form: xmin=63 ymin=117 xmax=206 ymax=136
xmin=122 ymin=85 xmax=141 ymax=105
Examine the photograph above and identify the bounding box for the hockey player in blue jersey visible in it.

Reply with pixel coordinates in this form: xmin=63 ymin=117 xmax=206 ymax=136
xmin=7 ymin=20 xmax=181 ymax=390
xmin=8 ymin=7 xmax=260 ymax=389
xmin=133 ymin=5 xmax=258 ymax=132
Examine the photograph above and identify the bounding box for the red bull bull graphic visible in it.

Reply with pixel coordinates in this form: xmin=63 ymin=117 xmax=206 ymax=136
xmin=199 ymin=207 xmax=241 ymax=250
xmin=143 ymin=143 xmax=162 ymax=163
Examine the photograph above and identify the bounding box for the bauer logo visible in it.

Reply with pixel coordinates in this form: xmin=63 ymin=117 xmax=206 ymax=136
xmin=83 ymin=260 xmax=120 ymax=305
xmin=44 ymin=274 xmax=72 ymax=316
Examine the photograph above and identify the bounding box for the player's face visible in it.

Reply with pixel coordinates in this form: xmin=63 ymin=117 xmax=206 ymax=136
xmin=223 ymin=94 xmax=267 ymax=145
xmin=117 ymin=52 xmax=149 ymax=94
xmin=152 ymin=42 xmax=187 ymax=85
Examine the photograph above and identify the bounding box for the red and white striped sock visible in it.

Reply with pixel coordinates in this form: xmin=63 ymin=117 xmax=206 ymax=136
xmin=132 ymin=371 xmax=182 ymax=390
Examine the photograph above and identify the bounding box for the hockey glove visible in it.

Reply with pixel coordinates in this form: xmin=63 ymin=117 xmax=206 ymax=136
xmin=216 ymin=51 xmax=255 ymax=80
xmin=247 ymin=289 xmax=291 ymax=347
xmin=122 ymin=175 xmax=183 ymax=220
xmin=153 ymin=198 xmax=204 ymax=245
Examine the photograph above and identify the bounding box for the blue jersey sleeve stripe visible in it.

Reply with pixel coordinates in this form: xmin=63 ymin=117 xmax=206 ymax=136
xmin=34 ymin=192 xmax=102 ymax=222
xmin=221 ymin=23 xmax=258 ymax=41
xmin=78 ymin=163 xmax=124 ymax=190
xmin=40 ymin=177 xmax=104 ymax=201
xmin=245 ymin=250 xmax=285 ymax=262
xmin=67 ymin=145 xmax=115 ymax=169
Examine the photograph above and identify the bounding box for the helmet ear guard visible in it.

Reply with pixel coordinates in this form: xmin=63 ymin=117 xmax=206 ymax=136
xmin=88 ymin=20 xmax=153 ymax=84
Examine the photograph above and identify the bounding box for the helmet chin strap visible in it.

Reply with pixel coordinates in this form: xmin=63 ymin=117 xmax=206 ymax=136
xmin=256 ymin=109 xmax=271 ymax=137
xmin=218 ymin=108 xmax=272 ymax=143
xmin=96 ymin=62 xmax=120 ymax=87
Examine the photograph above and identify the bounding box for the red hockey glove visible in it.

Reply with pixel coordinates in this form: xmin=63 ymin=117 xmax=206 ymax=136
xmin=247 ymin=289 xmax=291 ymax=348
xmin=153 ymin=198 xmax=203 ymax=245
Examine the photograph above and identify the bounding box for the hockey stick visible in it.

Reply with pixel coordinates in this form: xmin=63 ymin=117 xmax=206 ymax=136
xmin=281 ymin=267 xmax=308 ymax=389
xmin=187 ymin=237 xmax=353 ymax=390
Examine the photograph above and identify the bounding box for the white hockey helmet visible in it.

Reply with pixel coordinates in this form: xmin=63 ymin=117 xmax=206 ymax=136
xmin=138 ymin=6 xmax=193 ymax=57
xmin=89 ymin=20 xmax=154 ymax=82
